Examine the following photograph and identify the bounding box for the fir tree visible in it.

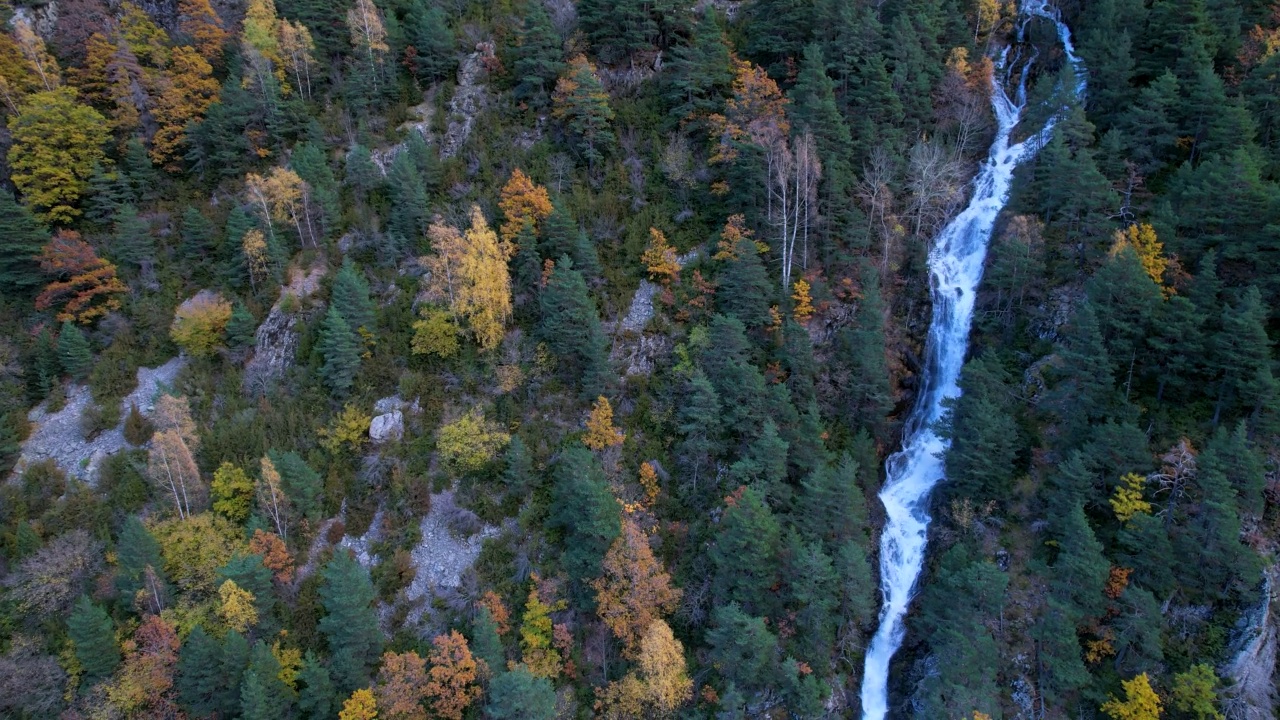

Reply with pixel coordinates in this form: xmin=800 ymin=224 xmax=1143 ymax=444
xmin=538 ymin=258 xmax=611 ymax=399
xmin=486 ymin=666 xmax=556 ymax=720
xmin=226 ymin=303 xmax=258 ymax=348
xmin=116 ymin=515 xmax=165 ymax=606
xmin=717 ymin=237 xmax=773 ymax=328
xmin=839 ymin=263 xmax=893 ymax=441
xmin=319 ymin=550 xmax=383 ymax=693
xmin=240 ymin=640 xmax=292 ymax=719
xmin=177 ymin=625 xmax=224 ymax=716
xmin=552 ymin=56 xmax=615 ymax=168
xmin=706 ymin=602 xmax=777 ymax=694
xmin=0 ymin=190 xmax=48 ymax=294
xmin=1050 ymin=504 xmax=1110 ymax=621
xmin=699 ymin=315 xmax=770 ymax=442
xmin=406 ymin=0 xmax=456 ymax=83
xmin=180 ymin=206 xmax=218 ymax=260
xmin=291 ymin=141 xmax=341 ymax=234
xmin=29 ymin=326 xmax=60 ymax=399
xmin=297 ymin=651 xmax=335 ymax=719
xmin=68 ymin=595 xmax=119 ymax=685
xmin=218 ymin=629 xmax=251 ymax=714
xmin=940 ymin=352 xmax=1020 ymax=505
xmin=511 ymin=1 xmax=563 ymax=110
xmin=470 ymin=606 xmax=504 ymax=671
xmin=664 ymin=7 xmax=732 ymax=125
xmin=386 ymin=150 xmax=428 ymax=244
xmin=112 ymin=203 xmax=154 ymax=271
xmin=549 ymin=446 xmax=620 ymax=595
xmin=58 ymin=321 xmax=93 ymax=380
xmin=344 ymin=144 xmax=383 ymax=199
xmin=798 ymin=453 xmax=867 ymax=549
xmin=331 ymin=258 xmax=376 ymax=332
xmin=710 ymin=485 xmax=779 ymax=614
xmin=318 ymin=305 xmax=362 ymax=395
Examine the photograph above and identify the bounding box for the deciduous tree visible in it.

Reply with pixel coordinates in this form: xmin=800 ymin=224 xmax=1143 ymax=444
xmin=8 ymin=88 xmax=108 ymax=223
xmin=592 ymin=518 xmax=681 ymax=656
xmin=374 ymin=650 xmax=429 ymax=720
xmin=498 ymin=168 xmax=553 ymax=248
xmin=35 ymin=231 xmax=127 ymax=324
xmin=170 ymin=291 xmax=233 ymax=357
xmin=425 ymin=631 xmax=483 ymax=720
xmin=583 ymin=396 xmax=625 ymax=450
xmin=1101 ymin=673 xmax=1162 ymax=720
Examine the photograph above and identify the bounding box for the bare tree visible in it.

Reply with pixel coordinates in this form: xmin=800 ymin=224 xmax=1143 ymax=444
xmin=906 ymin=138 xmax=967 ymax=240
xmin=770 ymin=131 xmax=822 ymax=291
xmin=857 ymin=147 xmax=900 ymax=273
xmin=3 ymin=530 xmax=103 ymax=618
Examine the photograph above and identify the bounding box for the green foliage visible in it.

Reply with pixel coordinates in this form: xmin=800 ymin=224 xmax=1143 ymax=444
xmin=240 ymin=640 xmax=293 ymax=720
xmin=709 ymin=485 xmax=779 ymax=615
xmin=68 ymin=595 xmax=119 ymax=685
xmin=0 ymin=190 xmax=48 ymax=294
xmin=319 ymin=550 xmax=383 ymax=692
xmin=318 ymin=305 xmax=363 ymax=395
xmin=548 ymin=446 xmax=620 ymax=593
xmin=706 ymin=602 xmax=776 ymax=694
xmin=57 ymin=321 xmax=92 ymax=380
xmin=177 ymin=625 xmax=225 ymax=716
xmin=486 ymin=666 xmax=557 ymax=720
xmin=539 ymin=258 xmax=610 ymax=398
xmin=510 ymin=1 xmax=562 ymax=109
xmin=331 ymin=258 xmax=376 ymax=332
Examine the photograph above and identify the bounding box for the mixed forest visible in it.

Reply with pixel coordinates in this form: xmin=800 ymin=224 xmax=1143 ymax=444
xmin=0 ymin=0 xmax=1279 ymax=717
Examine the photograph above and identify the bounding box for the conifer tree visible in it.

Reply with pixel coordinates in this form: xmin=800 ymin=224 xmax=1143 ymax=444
xmin=549 ymin=446 xmax=620 ymax=594
xmin=176 ymin=625 xmax=224 ymax=716
xmin=705 ymin=602 xmax=777 ymax=694
xmin=940 ymin=352 xmax=1019 ymax=505
xmin=790 ymin=44 xmax=855 ymax=230
xmin=116 ymin=515 xmax=165 ymax=606
xmin=1212 ymin=286 xmax=1277 ymax=426
xmin=226 ymin=303 xmax=257 ymax=349
xmin=798 ymin=453 xmax=867 ymax=549
xmin=538 ymin=258 xmax=610 ymax=398
xmin=180 ymin=206 xmax=217 ymax=260
xmin=710 ymin=485 xmax=779 ymax=614
xmin=664 ymin=7 xmax=732 ymax=125
xmin=552 ymin=56 xmax=615 ymax=168
xmin=291 ymin=142 xmax=341 ymax=233
xmin=511 ymin=1 xmax=562 ymax=109
xmin=0 ymin=190 xmax=47 ymax=294
xmin=318 ymin=305 xmax=362 ymax=395
xmin=68 ymin=595 xmax=119 ymax=685
xmin=699 ymin=315 xmax=769 ymax=441
xmin=241 ymin=640 xmax=292 ymax=719
xmin=675 ymin=369 xmax=724 ymax=488
xmin=386 ymin=150 xmax=428 ymax=243
xmin=58 ymin=320 xmax=92 ymax=380
xmin=717 ymin=236 xmax=773 ymax=328
xmin=297 ymin=651 xmax=335 ymax=719
xmin=344 ymin=144 xmax=383 ymax=199
xmin=1051 ymin=504 xmax=1110 ymax=621
xmin=319 ymin=550 xmax=383 ymax=692
xmin=406 ymin=0 xmax=455 ymax=83
xmin=486 ymin=666 xmax=556 ymax=720
xmin=331 ymin=258 xmax=375 ymax=333
xmin=839 ymin=264 xmax=893 ymax=440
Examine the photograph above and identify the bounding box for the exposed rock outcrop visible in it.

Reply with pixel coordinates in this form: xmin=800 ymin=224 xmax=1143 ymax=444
xmin=441 ymin=43 xmax=494 ymax=159
xmin=369 ymin=411 xmax=404 ymax=444
xmin=1220 ymin=568 xmax=1278 ymax=720
xmin=242 ymin=263 xmax=326 ymax=394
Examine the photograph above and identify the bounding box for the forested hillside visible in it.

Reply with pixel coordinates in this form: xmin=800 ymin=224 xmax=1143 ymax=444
xmin=0 ymin=0 xmax=1277 ymax=717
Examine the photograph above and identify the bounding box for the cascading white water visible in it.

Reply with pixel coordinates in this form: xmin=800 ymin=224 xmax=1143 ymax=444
xmin=858 ymin=4 xmax=1085 ymax=718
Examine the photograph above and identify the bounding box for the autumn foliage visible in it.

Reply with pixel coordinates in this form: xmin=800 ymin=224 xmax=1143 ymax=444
xmin=375 ymin=650 xmax=430 ymax=720
xmin=170 ymin=290 xmax=233 ymax=357
xmin=642 ymin=227 xmax=680 ymax=284
xmin=592 ymin=518 xmax=682 ymax=657
xmin=34 ymin=230 xmax=128 ymax=323
xmin=425 ymin=631 xmax=484 ymax=720
xmin=498 ymin=168 xmax=553 ymax=248
xmin=583 ymin=396 xmax=625 ymax=450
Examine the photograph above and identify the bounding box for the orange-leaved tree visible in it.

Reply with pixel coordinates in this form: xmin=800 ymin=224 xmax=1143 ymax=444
xmin=34 ymin=230 xmax=128 ymax=323
xmin=592 ymin=518 xmax=682 ymax=657
xmin=498 ymin=168 xmax=553 ymax=250
xmin=425 ymin=630 xmax=483 ymax=720
xmin=374 ymin=649 xmax=429 ymax=720
xmin=642 ymin=227 xmax=680 ymax=285
xmin=248 ymin=528 xmax=295 ymax=583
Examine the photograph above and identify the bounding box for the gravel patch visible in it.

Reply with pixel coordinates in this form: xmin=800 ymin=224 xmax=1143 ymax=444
xmin=407 ymin=491 xmax=497 ymax=601
xmin=13 ymin=356 xmax=186 ymax=483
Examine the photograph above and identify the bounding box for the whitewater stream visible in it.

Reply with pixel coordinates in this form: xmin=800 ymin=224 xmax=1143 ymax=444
xmin=858 ymin=3 xmax=1086 ymax=718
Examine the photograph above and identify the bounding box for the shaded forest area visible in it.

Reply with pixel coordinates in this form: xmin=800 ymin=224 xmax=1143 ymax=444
xmin=0 ymin=0 xmax=1277 ymax=717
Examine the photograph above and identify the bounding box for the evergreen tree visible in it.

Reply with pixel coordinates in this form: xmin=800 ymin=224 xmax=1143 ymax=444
xmin=705 ymin=602 xmax=777 ymax=694
xmin=511 ymin=1 xmax=562 ymax=110
xmin=68 ymin=595 xmax=119 ymax=685
xmin=548 ymin=446 xmax=620 ymax=594
xmin=780 ymin=535 xmax=838 ymax=668
xmin=798 ymin=453 xmax=867 ymax=549
xmin=743 ymin=0 xmax=813 ymax=75
xmin=1086 ymin=243 xmax=1163 ymax=369
xmin=501 ymin=435 xmax=534 ymax=496
xmin=240 ymin=640 xmax=292 ymax=720
xmin=318 ymin=305 xmax=362 ymax=395
xmin=538 ymin=258 xmax=611 ymax=398
xmin=676 ymin=369 xmax=724 ymax=488
xmin=28 ymin=326 xmax=60 ymax=399
xmin=226 ymin=303 xmax=258 ymax=348
xmin=577 ymin=0 xmax=653 ymax=65
xmin=470 ymin=606 xmax=504 ymax=671
xmin=269 ymin=449 xmax=324 ymax=521
xmin=940 ymin=352 xmax=1020 ymax=505
xmin=331 ymin=258 xmax=376 ymax=332
xmin=344 ymin=144 xmax=383 ymax=199
xmin=218 ymin=630 xmax=251 ymax=714
xmin=1212 ymin=286 xmax=1277 ymax=426
xmin=85 ymin=163 xmax=134 ymax=228
xmin=218 ymin=554 xmax=275 ymax=619
xmin=406 ymin=0 xmax=456 ymax=83
xmin=728 ymin=418 xmax=789 ymax=503
xmin=699 ymin=315 xmax=770 ymax=442
xmin=291 ymin=142 xmax=341 ymax=234
xmin=180 ymin=206 xmax=218 ymax=261
xmin=710 ymin=485 xmax=779 ymax=614
xmin=486 ymin=666 xmax=557 ymax=720
xmin=319 ymin=550 xmax=383 ymax=692
xmin=403 ymin=130 xmax=441 ymax=191
xmin=839 ymin=264 xmax=893 ymax=440
xmin=1034 ymin=600 xmax=1091 ymax=705
xmin=1117 ymin=71 xmax=1180 ymax=175
xmin=116 ymin=515 xmax=165 ymax=606
xmin=717 ymin=237 xmax=773 ymax=328
xmin=0 ymin=190 xmax=48 ymax=294
xmin=1050 ymin=504 xmax=1110 ymax=621
xmin=1116 ymin=513 xmax=1176 ymax=599
xmin=512 ymin=220 xmax=542 ymax=302
xmin=58 ymin=321 xmax=93 ymax=380
xmin=177 ymin=625 xmax=224 ymax=716
xmin=790 ymin=44 xmax=855 ymax=233
xmin=1049 ymin=303 xmax=1118 ymax=448
xmin=297 ymin=651 xmax=335 ymax=719
xmin=1200 ymin=422 xmax=1266 ymax=518
xmin=664 ymin=7 xmax=732 ymax=125
xmin=385 ymin=150 xmax=428 ymax=244
xmin=552 ymin=56 xmax=615 ymax=168
xmin=112 ymin=203 xmax=154 ymax=271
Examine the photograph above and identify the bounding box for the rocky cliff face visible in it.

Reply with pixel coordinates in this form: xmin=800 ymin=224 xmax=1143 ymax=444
xmin=242 ymin=263 xmax=326 ymax=394
xmin=1221 ymin=567 xmax=1278 ymax=720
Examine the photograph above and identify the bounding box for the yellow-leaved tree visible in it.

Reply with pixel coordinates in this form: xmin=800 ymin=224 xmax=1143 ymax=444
xmin=1110 ymin=472 xmax=1152 ymax=524
xmin=8 ymin=87 xmax=108 ymax=224
xmin=595 ymin=620 xmax=692 ymax=719
xmin=1110 ymin=223 xmax=1168 ymax=289
xmin=338 ymin=688 xmax=378 ymax=720
xmin=1101 ymin=673 xmax=1162 ymax=720
xmin=592 ymin=518 xmax=681 ymax=657
xmin=583 ymin=396 xmax=625 ymax=450
xmin=437 ymin=407 xmax=510 ymax=474
xmin=218 ymin=578 xmax=258 ymax=633
xmin=792 ymin=279 xmax=815 ymax=321
xmin=170 ymin=290 xmax=233 ymax=358
xmin=457 ymin=206 xmax=512 ymax=350
xmin=642 ymin=227 xmax=680 ymax=285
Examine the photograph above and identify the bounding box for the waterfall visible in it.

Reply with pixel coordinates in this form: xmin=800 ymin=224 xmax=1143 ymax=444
xmin=858 ymin=4 xmax=1085 ymax=718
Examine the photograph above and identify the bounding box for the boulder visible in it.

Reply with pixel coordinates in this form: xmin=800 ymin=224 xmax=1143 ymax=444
xmin=369 ymin=411 xmax=404 ymax=444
